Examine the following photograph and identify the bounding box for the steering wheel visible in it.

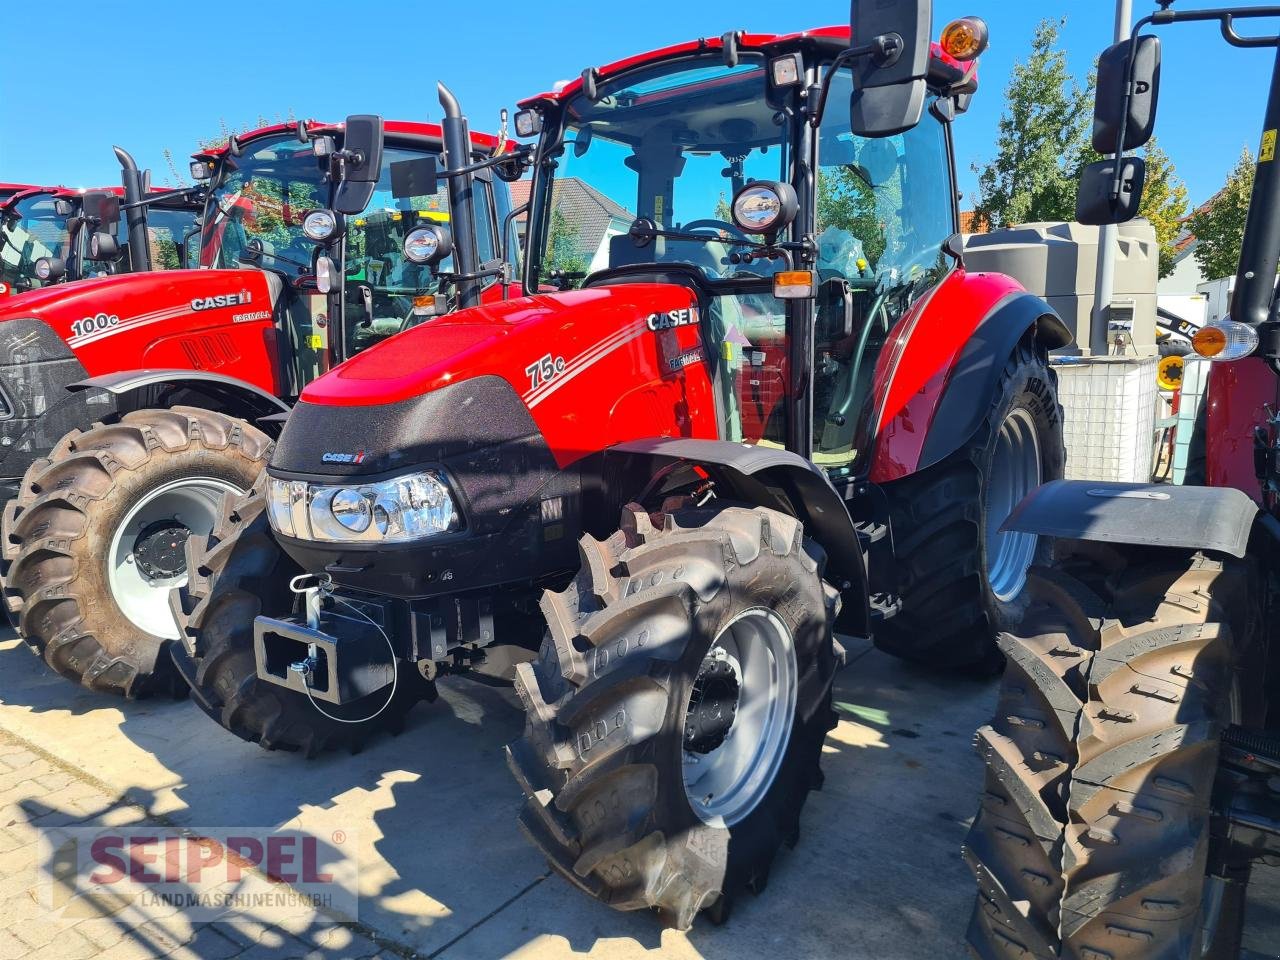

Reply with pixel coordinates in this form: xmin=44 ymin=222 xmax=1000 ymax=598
xmin=680 ymin=219 xmax=754 ymax=245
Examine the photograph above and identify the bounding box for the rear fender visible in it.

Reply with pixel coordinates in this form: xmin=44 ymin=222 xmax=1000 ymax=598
xmin=1004 ymin=480 xmax=1258 ymax=558
xmin=601 ymin=438 xmax=870 ymax=639
xmin=69 ymin=370 xmax=291 ymax=436
xmin=869 ymin=274 xmax=1071 ymax=483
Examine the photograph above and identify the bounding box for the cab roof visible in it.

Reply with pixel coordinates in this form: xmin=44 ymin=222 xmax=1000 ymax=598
xmin=518 ymin=26 xmax=965 ymax=107
xmin=193 ymin=119 xmax=502 ymax=162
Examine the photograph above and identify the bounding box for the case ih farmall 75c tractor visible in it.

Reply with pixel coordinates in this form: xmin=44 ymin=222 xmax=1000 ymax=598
xmin=966 ymin=5 xmax=1280 ymax=959
xmin=0 ymin=115 xmax=516 ymax=698
xmin=170 ymin=2 xmax=1073 ymax=927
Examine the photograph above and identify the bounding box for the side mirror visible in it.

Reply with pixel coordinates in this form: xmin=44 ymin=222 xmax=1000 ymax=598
xmin=333 ymin=114 xmax=385 ymax=216
xmin=1076 ymin=157 xmax=1147 ymax=225
xmin=87 ymin=231 xmax=120 ymax=262
xmin=81 ymin=191 xmax=121 ymax=230
xmin=849 ymin=0 xmax=931 ymax=138
xmin=1093 ymin=36 xmax=1161 ymax=153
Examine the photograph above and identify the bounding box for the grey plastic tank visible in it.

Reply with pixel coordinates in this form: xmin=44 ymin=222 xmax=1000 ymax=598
xmin=963 ymin=220 xmax=1158 ymax=357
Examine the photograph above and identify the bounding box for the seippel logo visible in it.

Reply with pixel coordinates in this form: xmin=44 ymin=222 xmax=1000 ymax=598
xmin=191 ymin=289 xmax=252 ymax=312
xmin=321 ymin=451 xmax=366 ymax=464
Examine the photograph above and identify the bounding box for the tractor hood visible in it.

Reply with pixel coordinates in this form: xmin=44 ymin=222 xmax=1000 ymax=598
xmin=278 ymin=281 xmax=713 ymax=477
xmin=0 ymin=269 xmax=278 ymax=375
xmin=301 ymin=283 xmax=702 ymax=409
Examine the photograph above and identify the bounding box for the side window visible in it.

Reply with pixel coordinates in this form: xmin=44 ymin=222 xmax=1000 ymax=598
xmin=0 ymin=197 xmax=71 ymax=291
xmin=812 ymin=67 xmax=953 ymax=470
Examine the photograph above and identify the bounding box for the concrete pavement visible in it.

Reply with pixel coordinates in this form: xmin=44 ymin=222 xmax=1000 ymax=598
xmin=0 ymin=629 xmax=1275 ymax=959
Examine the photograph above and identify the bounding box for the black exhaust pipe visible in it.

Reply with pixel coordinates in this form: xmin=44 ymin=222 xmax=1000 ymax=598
xmin=114 ymin=146 xmax=152 ymax=273
xmin=438 ymin=83 xmax=482 ymax=310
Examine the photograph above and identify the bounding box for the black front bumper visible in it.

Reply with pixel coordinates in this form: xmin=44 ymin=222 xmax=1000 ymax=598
xmin=253 ymin=590 xmax=499 ymax=704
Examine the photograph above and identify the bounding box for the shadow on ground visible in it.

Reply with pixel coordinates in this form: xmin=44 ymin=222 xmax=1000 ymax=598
xmin=9 ymin=631 xmax=1274 ymax=959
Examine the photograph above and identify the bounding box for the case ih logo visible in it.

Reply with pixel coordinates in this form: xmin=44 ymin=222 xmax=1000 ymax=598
xmin=321 ymin=450 xmax=366 ymax=464
xmin=191 ymin=290 xmax=253 ymax=312
xmin=646 ymin=306 xmax=699 ymax=331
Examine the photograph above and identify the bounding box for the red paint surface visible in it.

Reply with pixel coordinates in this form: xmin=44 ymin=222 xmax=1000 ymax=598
xmin=868 ymin=270 xmax=1025 ymax=483
xmin=520 ymin=30 xmax=964 ymax=106
xmin=1204 ymin=356 xmax=1277 ymax=504
xmin=302 ymin=285 xmax=718 ymax=468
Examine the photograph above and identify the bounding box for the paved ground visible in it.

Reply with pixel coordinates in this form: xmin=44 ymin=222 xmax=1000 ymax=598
xmin=0 ymin=628 xmax=1275 ymax=960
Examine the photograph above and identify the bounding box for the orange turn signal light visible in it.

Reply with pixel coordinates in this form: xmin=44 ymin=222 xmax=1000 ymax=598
xmin=773 ymin=270 xmax=816 ymax=299
xmin=941 ymin=17 xmax=989 ymax=62
xmin=1192 ymin=325 xmax=1228 ymax=358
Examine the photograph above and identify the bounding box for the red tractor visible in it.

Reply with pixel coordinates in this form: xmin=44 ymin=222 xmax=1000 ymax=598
xmin=0 ymin=113 xmax=517 ymax=698
xmin=171 ymin=2 xmax=1075 ymax=927
xmin=965 ymin=5 xmax=1280 ymax=958
xmin=0 ymin=164 xmax=202 ymax=296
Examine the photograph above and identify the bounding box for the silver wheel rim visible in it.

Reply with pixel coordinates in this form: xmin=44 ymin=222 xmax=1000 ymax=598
xmin=985 ymin=407 xmax=1043 ymax=602
xmin=682 ymin=608 xmax=798 ymax=828
xmin=106 ymin=476 xmax=242 ymax=640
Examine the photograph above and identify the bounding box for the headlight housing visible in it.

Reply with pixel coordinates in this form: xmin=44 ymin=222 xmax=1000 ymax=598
xmin=1192 ymin=318 xmax=1259 ymax=361
xmin=266 ymin=471 xmax=460 ymax=543
xmin=302 ymin=209 xmax=342 ymax=242
xmin=730 ymin=181 xmax=798 ymax=236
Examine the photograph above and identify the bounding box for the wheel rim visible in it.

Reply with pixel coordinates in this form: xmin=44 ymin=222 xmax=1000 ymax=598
xmin=681 ymin=608 xmax=798 ymax=828
xmin=107 ymin=476 xmax=242 ymax=640
xmin=984 ymin=407 xmax=1043 ymax=602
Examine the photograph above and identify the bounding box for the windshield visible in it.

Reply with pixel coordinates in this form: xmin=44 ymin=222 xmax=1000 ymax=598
xmin=0 ymin=195 xmax=72 ymax=292
xmin=533 ymin=54 xmax=791 ymax=285
xmin=201 ymin=137 xmax=327 ymax=274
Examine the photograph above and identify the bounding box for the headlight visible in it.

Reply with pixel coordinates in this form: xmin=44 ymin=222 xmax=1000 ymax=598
xmin=302 ymin=209 xmax=342 ymax=242
xmin=267 ymin=471 xmax=460 ymax=544
xmin=403 ymin=224 xmax=452 ymax=265
xmin=730 ymin=181 xmax=798 ymax=235
xmin=1192 ymin=318 xmax=1258 ymax=361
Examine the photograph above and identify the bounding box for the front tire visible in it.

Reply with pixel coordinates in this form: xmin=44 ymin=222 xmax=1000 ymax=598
xmin=506 ymin=502 xmax=840 ymax=929
xmin=1 ymin=407 xmax=271 ymax=697
xmin=170 ymin=480 xmax=432 ymax=756
xmin=965 ymin=547 xmax=1260 ymax=959
xmin=875 ymin=341 xmax=1064 ymax=673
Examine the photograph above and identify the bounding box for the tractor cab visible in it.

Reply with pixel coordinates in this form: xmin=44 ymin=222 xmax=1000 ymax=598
xmin=515 ymin=25 xmax=980 ymax=475
xmin=190 ymin=119 xmax=511 ymax=393
xmin=0 ymin=181 xmax=201 ymax=295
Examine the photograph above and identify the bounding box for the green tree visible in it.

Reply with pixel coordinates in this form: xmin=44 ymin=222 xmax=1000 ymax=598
xmin=816 ymin=166 xmax=890 ymax=268
xmin=972 ymin=18 xmax=1093 ymax=229
xmin=544 ymin=207 xmax=588 ymax=278
xmin=1190 ymin=147 xmax=1255 ymax=282
xmin=1137 ymin=139 xmax=1190 ymax=279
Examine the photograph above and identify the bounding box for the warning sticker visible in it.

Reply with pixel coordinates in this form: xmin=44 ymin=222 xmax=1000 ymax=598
xmin=1262 ymin=129 xmax=1276 ymax=163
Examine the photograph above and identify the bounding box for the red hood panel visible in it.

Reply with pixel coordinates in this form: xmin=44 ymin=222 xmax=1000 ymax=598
xmin=304 ymin=285 xmax=698 ymax=406
xmin=301 ymin=283 xmax=719 ymax=468
xmin=0 ymin=268 xmax=280 ymax=382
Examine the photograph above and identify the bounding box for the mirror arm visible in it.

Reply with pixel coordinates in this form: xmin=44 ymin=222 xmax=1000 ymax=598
xmin=808 ymin=38 xmax=901 ymax=127
xmin=500 ymin=201 xmax=529 ymax=265
xmin=437 ymin=145 xmax=533 ymax=180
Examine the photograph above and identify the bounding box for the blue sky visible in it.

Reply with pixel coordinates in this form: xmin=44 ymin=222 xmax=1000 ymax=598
xmin=2 ymin=1 xmax=1276 ymax=209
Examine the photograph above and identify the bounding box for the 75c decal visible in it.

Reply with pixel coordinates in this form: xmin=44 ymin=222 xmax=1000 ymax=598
xmin=70 ymin=313 xmax=120 ymax=338
xmin=526 ymin=353 xmax=566 ymax=391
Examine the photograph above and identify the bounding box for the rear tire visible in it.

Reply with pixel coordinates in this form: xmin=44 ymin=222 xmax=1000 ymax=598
xmin=875 ymin=342 xmax=1064 ymax=673
xmin=506 ymin=502 xmax=840 ymax=929
xmin=0 ymin=407 xmax=271 ymax=698
xmin=169 ymin=479 xmax=433 ymax=756
xmin=965 ymin=547 xmax=1260 ymax=959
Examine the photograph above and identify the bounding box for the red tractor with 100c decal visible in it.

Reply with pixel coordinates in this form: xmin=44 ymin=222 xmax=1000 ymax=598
xmin=0 ymin=115 xmax=516 ymax=697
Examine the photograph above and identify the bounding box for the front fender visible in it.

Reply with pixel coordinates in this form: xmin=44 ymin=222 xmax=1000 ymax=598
xmin=70 ymin=369 xmax=291 ymax=428
xmin=604 ymin=438 xmax=870 ymax=639
xmin=1004 ymin=480 xmax=1258 ymax=558
xmin=869 ymin=271 xmax=1071 ymax=483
